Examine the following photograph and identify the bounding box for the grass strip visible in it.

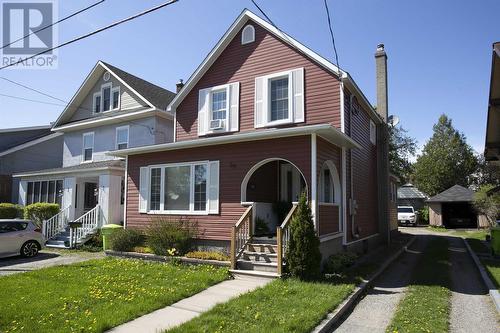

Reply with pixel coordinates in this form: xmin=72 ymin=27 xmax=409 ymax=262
xmin=387 ymin=237 xmax=451 ymax=333
xmin=0 ymin=258 xmax=228 ymax=333
xmin=166 ymin=278 xmax=355 ymax=333
xmin=480 ymin=258 xmax=500 ymax=289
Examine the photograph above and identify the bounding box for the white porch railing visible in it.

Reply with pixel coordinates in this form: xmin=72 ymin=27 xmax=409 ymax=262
xmin=42 ymin=206 xmax=71 ymax=240
xmin=70 ymin=205 xmax=101 ymax=247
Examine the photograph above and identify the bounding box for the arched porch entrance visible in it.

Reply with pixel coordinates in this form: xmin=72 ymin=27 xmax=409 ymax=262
xmin=241 ymin=158 xmax=307 ymax=236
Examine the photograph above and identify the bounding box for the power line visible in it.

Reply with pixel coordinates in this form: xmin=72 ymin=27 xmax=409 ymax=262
xmin=0 ymin=77 xmax=67 ymax=103
xmin=250 ymin=0 xmax=296 ymax=48
xmin=1 ymin=0 xmax=106 ymax=50
xmin=323 ymin=0 xmax=341 ymax=75
xmin=0 ymin=92 xmax=67 ymax=106
xmin=0 ymin=0 xmax=179 ymax=70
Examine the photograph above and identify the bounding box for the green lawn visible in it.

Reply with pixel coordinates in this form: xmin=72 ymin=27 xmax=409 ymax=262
xmin=0 ymin=258 xmax=228 ymax=333
xmin=482 ymin=259 xmax=500 ymax=289
xmin=166 ymin=278 xmax=355 ymax=333
xmin=387 ymin=237 xmax=451 ymax=333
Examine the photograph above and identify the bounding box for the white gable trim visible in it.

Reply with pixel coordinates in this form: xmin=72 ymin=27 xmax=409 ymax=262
xmin=0 ymin=133 xmax=62 ymax=157
xmin=52 ymin=61 xmax=159 ymax=129
xmin=167 ymin=9 xmax=382 ymax=125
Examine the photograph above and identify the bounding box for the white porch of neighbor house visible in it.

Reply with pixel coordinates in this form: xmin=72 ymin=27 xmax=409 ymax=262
xmin=17 ymin=163 xmax=125 ymax=247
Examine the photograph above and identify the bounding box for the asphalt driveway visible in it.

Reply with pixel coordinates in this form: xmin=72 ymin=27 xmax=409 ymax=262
xmin=0 ymin=250 xmax=104 ymax=276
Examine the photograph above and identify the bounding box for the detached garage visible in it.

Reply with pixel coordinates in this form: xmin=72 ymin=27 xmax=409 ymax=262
xmin=428 ymin=185 xmax=489 ymax=228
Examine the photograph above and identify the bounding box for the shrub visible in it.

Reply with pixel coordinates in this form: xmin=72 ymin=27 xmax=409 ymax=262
xmin=146 ymin=218 xmax=197 ymax=256
xmin=286 ymin=192 xmax=322 ymax=280
xmin=0 ymin=203 xmax=20 ymax=219
xmin=418 ymin=206 xmax=429 ymax=224
xmin=24 ymin=203 xmax=59 ymax=226
xmin=185 ymin=251 xmax=230 ymax=261
xmin=324 ymin=252 xmax=358 ymax=274
xmin=254 ymin=217 xmax=270 ymax=236
xmin=109 ymin=229 xmax=144 ymax=252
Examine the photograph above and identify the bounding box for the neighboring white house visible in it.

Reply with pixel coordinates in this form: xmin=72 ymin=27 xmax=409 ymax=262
xmin=13 ymin=61 xmax=176 ymax=246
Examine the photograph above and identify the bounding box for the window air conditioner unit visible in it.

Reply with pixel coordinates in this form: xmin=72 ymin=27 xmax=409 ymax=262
xmin=210 ymin=119 xmax=224 ymax=130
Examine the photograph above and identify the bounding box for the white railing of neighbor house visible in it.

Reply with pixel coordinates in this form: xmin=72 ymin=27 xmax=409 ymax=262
xmin=70 ymin=205 xmax=101 ymax=247
xmin=42 ymin=206 xmax=71 ymax=240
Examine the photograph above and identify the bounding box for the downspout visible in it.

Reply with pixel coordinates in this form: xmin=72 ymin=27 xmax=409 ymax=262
xmin=349 ymin=94 xmax=359 ymax=239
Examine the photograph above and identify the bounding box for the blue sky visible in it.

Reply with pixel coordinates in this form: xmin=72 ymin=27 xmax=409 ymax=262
xmin=1 ymin=0 xmax=498 ymax=155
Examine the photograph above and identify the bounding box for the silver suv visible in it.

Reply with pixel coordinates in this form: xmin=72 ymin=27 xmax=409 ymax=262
xmin=0 ymin=220 xmax=45 ymax=258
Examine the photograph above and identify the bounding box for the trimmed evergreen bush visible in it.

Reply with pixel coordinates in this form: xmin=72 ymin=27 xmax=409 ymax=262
xmin=146 ymin=218 xmax=197 ymax=256
xmin=109 ymin=229 xmax=144 ymax=252
xmin=0 ymin=203 xmax=19 ymax=219
xmin=23 ymin=203 xmax=59 ymax=226
xmin=286 ymin=192 xmax=322 ymax=280
xmin=324 ymin=252 xmax=358 ymax=274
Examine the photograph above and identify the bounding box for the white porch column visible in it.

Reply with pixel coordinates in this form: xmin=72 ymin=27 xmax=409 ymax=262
xmin=311 ymin=133 xmax=317 ymax=229
xmin=18 ymin=181 xmax=27 ymax=206
xmin=63 ymin=177 xmax=76 ymax=221
xmin=99 ymin=174 xmax=122 ymax=225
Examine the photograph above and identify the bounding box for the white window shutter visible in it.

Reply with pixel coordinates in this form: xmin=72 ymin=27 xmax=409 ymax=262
xmin=208 ymin=161 xmax=220 ymax=214
xmin=292 ymin=68 xmax=304 ymax=123
xmin=229 ymin=82 xmax=240 ymax=132
xmin=139 ymin=167 xmax=149 ymax=213
xmin=254 ymin=76 xmax=267 ymax=128
xmin=198 ymin=88 xmax=209 ymax=136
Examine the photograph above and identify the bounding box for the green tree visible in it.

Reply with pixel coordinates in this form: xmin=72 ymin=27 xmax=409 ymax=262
xmin=473 ymin=185 xmax=500 ymax=226
xmin=389 ymin=124 xmax=417 ymax=184
xmin=286 ymin=192 xmax=321 ymax=280
xmin=469 ymin=154 xmax=500 ymax=190
xmin=413 ymin=114 xmax=477 ymax=196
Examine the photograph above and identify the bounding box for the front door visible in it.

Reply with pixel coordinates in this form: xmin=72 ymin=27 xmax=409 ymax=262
xmin=84 ymin=182 xmax=98 ymax=211
xmin=279 ymin=163 xmax=306 ymax=203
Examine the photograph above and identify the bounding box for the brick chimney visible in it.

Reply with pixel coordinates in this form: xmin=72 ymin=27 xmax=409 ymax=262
xmin=176 ymin=79 xmax=184 ymax=93
xmin=375 ymin=44 xmax=388 ymax=122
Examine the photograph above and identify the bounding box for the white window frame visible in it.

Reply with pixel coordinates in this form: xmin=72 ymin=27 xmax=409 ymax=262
xmin=319 ymin=163 xmax=340 ymax=206
xmin=82 ymin=132 xmax=94 ymax=163
xmin=115 ymin=125 xmax=129 ymax=150
xmin=370 ymin=120 xmax=377 ymax=145
xmin=207 ymin=84 xmax=230 ymax=133
xmin=111 ymin=86 xmax=120 ymax=110
xmin=101 ymin=82 xmax=113 ymax=113
xmin=241 ymin=24 xmax=255 ymax=45
xmin=92 ymin=92 xmax=102 ymax=114
xmin=147 ymin=161 xmax=210 ymax=215
xmin=266 ymin=71 xmax=293 ymax=126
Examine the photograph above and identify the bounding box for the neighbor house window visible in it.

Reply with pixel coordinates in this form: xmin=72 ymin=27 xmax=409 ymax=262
xmin=83 ymin=132 xmax=94 ymax=162
xmin=25 ymin=180 xmax=63 ymax=205
xmin=112 ymin=87 xmax=120 ymax=109
xmin=93 ymin=93 xmax=101 ymax=114
xmin=270 ymin=76 xmax=289 ymax=122
xmin=102 ymin=84 xmax=111 ymax=112
xmin=116 ymin=126 xmax=129 ymax=150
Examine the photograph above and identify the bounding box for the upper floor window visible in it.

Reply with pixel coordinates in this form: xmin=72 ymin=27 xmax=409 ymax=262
xmin=198 ymin=83 xmax=239 ymax=135
xmin=270 ymin=76 xmax=289 ymax=122
xmin=102 ymin=84 xmax=111 ymax=112
xmin=83 ymin=132 xmax=94 ymax=162
xmin=93 ymin=93 xmax=101 ymax=113
xmin=112 ymin=87 xmax=120 ymax=109
xmin=241 ymin=24 xmax=255 ymax=45
xmin=116 ymin=126 xmax=129 ymax=150
xmin=255 ymin=68 xmax=304 ymax=128
xmin=370 ymin=119 xmax=376 ymax=145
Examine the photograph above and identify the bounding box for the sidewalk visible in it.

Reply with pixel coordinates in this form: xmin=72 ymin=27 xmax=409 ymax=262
xmin=107 ymin=276 xmax=271 ymax=333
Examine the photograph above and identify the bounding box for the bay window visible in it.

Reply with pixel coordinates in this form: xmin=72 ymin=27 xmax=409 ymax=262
xmin=25 ymin=180 xmax=63 ymax=206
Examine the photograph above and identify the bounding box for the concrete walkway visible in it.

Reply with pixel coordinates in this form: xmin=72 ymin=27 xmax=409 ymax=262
xmin=333 ymin=235 xmax=428 ymax=333
xmin=107 ymin=276 xmax=271 ymax=333
xmin=448 ymin=236 xmax=499 ymax=333
xmin=0 ymin=250 xmax=103 ymax=276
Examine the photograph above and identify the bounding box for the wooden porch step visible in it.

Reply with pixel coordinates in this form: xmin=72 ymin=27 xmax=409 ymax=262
xmin=237 ymin=259 xmax=278 ymax=273
xmin=242 ymin=251 xmax=278 ymax=263
xmin=246 ymin=243 xmax=278 ymax=254
xmin=229 ymin=269 xmax=280 ymax=280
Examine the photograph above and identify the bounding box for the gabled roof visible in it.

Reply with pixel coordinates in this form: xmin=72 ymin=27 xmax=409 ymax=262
xmin=397 ymin=184 xmax=428 ymax=200
xmin=52 ymin=61 xmax=175 ymax=129
xmin=167 ymin=9 xmax=381 ymax=124
xmin=0 ymin=133 xmax=62 ymax=157
xmin=427 ymin=185 xmax=475 ymax=203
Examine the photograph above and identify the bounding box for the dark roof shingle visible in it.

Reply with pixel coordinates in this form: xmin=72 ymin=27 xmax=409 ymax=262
xmin=427 ymin=185 xmax=475 ymax=203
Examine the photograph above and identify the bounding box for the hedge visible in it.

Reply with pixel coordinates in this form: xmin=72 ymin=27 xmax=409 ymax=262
xmin=0 ymin=203 xmax=24 ymax=219
xmin=24 ymin=203 xmax=60 ymax=225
